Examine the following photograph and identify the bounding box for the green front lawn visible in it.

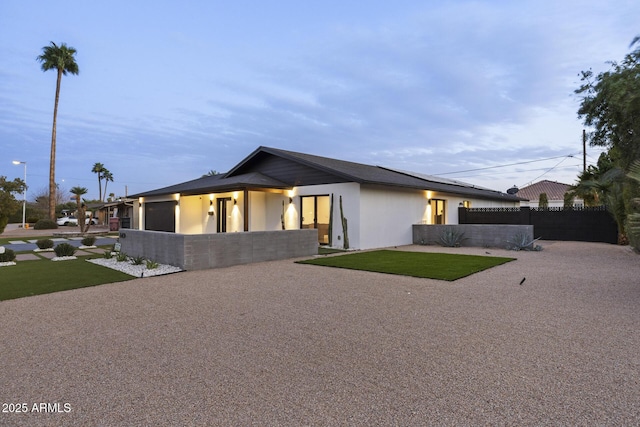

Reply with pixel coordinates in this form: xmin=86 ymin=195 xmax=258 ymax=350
xmin=297 ymin=250 xmax=515 ymax=281
xmin=0 ymin=258 xmax=133 ymax=301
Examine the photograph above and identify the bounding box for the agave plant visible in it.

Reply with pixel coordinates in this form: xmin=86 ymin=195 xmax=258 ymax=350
xmin=439 ymin=228 xmax=467 ymax=247
xmin=507 ymin=233 xmax=541 ymax=251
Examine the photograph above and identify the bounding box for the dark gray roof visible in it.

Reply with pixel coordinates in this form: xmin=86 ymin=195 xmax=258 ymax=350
xmin=230 ymin=147 xmax=522 ymax=201
xmin=134 ymin=172 xmax=289 ymax=197
xmin=134 ymin=146 xmax=522 ymax=202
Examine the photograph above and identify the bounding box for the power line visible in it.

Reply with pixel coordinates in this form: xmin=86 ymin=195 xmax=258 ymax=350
xmin=518 ymin=156 xmax=572 ymax=188
xmin=435 ymin=154 xmax=580 ymax=176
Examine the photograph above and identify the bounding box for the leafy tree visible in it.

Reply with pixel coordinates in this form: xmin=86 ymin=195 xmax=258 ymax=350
xmin=0 ymin=176 xmax=26 ymax=234
xmin=37 ymin=42 xmax=79 ymax=221
xmin=627 ymin=161 xmax=640 ymax=250
xmin=563 ymin=192 xmax=574 ymax=209
xmin=91 ymin=162 xmax=105 ymax=201
xmin=576 ymin=40 xmax=640 ymax=170
xmin=70 ymin=186 xmax=91 ymax=233
xmin=575 ymin=37 xmax=640 ymax=243
xmin=538 ymin=193 xmax=549 ymax=209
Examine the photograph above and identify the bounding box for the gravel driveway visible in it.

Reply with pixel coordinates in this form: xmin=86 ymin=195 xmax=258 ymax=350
xmin=1 ymin=241 xmax=639 ymax=426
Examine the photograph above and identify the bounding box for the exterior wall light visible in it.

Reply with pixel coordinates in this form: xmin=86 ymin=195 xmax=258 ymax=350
xmin=289 ymin=197 xmax=293 ymax=204
xmin=234 ymin=198 xmax=237 ymax=205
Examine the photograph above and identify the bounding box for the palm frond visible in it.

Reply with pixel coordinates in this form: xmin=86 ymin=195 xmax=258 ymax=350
xmin=628 ymin=160 xmax=640 ymax=183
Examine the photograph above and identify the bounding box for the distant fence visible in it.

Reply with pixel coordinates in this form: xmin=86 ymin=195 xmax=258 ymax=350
xmin=458 ymin=206 xmax=618 ymax=243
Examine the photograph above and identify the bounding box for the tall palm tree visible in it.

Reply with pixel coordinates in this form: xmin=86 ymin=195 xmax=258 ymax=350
xmin=102 ymin=169 xmax=114 ymax=202
xmin=91 ymin=162 xmax=105 ymax=202
xmin=70 ymin=186 xmax=89 ymax=233
xmin=37 ymin=42 xmax=79 ymax=220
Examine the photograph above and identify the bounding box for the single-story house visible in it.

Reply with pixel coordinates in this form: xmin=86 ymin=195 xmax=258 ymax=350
xmin=130 ymin=146 xmax=521 ymax=252
xmin=98 ymin=198 xmax=136 ymax=229
xmin=514 ymin=180 xmax=583 ymax=208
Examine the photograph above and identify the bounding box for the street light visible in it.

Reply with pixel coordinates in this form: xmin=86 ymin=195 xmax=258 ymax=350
xmin=12 ymin=160 xmax=27 ymax=229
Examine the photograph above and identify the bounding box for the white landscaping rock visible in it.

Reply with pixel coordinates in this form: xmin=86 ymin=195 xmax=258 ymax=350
xmin=87 ymin=258 xmax=182 ymax=277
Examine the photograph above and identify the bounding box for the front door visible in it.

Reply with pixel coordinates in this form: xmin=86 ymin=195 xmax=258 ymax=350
xmin=300 ymin=195 xmax=330 ymax=245
xmin=217 ymin=198 xmax=233 ymax=233
xmin=432 ymin=199 xmax=446 ymax=224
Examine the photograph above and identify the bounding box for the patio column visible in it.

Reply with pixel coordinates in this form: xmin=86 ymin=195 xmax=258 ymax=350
xmin=244 ymin=189 xmax=249 ymax=231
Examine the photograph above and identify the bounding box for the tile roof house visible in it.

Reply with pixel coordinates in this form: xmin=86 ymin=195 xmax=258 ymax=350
xmin=515 ymin=180 xmax=582 ymax=208
xmin=131 ymin=146 xmax=522 ymax=252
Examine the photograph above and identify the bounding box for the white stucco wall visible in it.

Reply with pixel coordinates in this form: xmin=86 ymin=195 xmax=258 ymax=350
xmin=294 ymin=182 xmax=361 ymax=249
xmin=249 ymin=191 xmax=267 ymax=231
xmin=359 ymin=185 xmax=429 ymax=249
xmin=179 ymin=195 xmax=205 ymax=234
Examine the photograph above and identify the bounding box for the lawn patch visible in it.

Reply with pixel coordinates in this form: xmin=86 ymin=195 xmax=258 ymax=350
xmin=0 ymin=258 xmax=133 ymax=301
xmin=297 ymin=250 xmax=515 ymax=281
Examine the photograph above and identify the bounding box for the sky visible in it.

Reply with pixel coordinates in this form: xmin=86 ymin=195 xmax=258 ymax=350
xmin=1 ymin=1 xmax=638 ymax=201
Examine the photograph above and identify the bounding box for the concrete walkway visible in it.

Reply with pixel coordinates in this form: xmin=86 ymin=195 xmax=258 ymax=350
xmin=1 ymin=241 xmax=639 ymax=426
xmin=1 ymin=223 xmax=118 ymax=254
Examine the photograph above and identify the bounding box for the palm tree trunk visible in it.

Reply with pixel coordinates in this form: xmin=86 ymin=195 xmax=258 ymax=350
xmin=97 ymin=174 xmax=102 ymax=203
xmin=48 ymin=69 xmax=62 ymax=220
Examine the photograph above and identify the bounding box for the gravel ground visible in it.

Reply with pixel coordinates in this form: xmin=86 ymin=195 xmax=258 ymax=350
xmin=1 ymin=240 xmax=639 ymax=426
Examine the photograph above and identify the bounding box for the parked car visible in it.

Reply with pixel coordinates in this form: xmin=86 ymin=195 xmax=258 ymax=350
xmin=57 ymin=216 xmax=99 ymax=226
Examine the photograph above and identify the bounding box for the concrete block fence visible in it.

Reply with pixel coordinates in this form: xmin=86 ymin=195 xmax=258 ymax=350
xmin=413 ymin=224 xmax=534 ymax=249
xmin=119 ymin=229 xmax=318 ymax=270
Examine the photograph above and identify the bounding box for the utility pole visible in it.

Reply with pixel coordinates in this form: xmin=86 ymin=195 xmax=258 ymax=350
xmin=582 ymin=129 xmax=587 ymax=172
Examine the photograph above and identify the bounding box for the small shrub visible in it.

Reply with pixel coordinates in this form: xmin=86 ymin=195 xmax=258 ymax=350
xmin=146 ymin=259 xmax=159 ymax=269
xmin=0 ymin=248 xmax=16 ymax=262
xmin=131 ymin=255 xmax=145 ymax=265
xmin=26 ymin=216 xmax=41 ymax=224
xmin=34 ymin=219 xmax=58 ymax=230
xmin=54 ymin=243 xmax=77 ymax=257
xmin=439 ymin=229 xmax=467 ymax=247
xmin=81 ymin=236 xmax=96 ymax=246
xmin=103 ymin=250 xmax=114 ymax=259
xmin=507 ymin=233 xmax=541 ymax=251
xmin=36 ymin=239 xmax=54 ymax=249
xmin=0 ymin=216 xmax=9 ymax=234
xmin=116 ymin=252 xmax=129 ymax=262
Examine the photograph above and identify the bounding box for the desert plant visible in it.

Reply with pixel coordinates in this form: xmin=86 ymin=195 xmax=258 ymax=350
xmin=439 ymin=228 xmax=467 ymax=247
xmin=131 ymin=255 xmax=145 ymax=265
xmin=507 ymin=233 xmax=542 ymax=251
xmin=36 ymin=239 xmax=54 ymax=249
xmin=146 ymin=259 xmax=159 ymax=269
xmin=0 ymin=248 xmax=16 ymax=262
xmin=34 ymin=218 xmax=58 ymax=230
xmin=81 ymin=236 xmax=96 ymax=246
xmin=54 ymin=243 xmax=77 ymax=257
xmin=116 ymin=252 xmax=129 ymax=262
xmin=103 ymin=250 xmax=114 ymax=259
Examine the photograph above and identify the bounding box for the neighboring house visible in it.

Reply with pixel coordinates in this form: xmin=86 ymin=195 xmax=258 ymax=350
xmin=98 ymin=198 xmax=135 ymax=229
xmin=515 ymin=180 xmax=583 ymax=208
xmin=132 ymin=146 xmax=522 ymax=250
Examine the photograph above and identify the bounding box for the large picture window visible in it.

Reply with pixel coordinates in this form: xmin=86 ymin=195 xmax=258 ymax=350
xmin=144 ymin=201 xmax=176 ymax=232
